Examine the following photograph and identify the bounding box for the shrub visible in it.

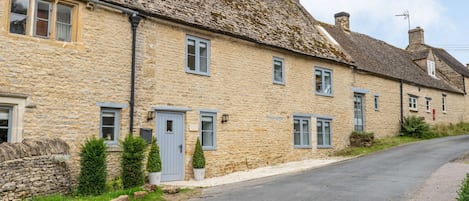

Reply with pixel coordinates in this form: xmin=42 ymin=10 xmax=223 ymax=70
xmin=401 ymin=116 xmax=433 ymax=138
xmin=106 ymin=177 xmax=123 ymax=192
xmin=350 ymin=131 xmax=374 ymax=147
xmin=146 ymin=136 xmax=162 ymax=173
xmin=192 ymin=137 xmax=205 ymax=169
xmin=457 ymin=173 xmax=469 ymax=201
xmin=121 ymin=134 xmax=147 ymax=189
xmin=77 ymin=137 xmax=107 ymax=196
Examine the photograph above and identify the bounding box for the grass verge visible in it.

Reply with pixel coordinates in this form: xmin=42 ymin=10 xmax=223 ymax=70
xmin=333 ymin=136 xmax=420 ymax=156
xmin=31 ymin=187 xmax=163 ymax=201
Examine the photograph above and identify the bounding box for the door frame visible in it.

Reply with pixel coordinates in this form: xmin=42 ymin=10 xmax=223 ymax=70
xmin=353 ymin=93 xmax=365 ymax=131
xmin=155 ymin=111 xmax=185 ymax=181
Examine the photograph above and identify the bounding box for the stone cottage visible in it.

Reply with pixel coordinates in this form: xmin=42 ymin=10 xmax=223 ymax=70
xmin=1 ymin=0 xmax=469 ymax=185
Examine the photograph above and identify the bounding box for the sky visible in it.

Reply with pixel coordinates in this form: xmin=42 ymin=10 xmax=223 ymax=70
xmin=301 ymin=0 xmax=469 ymax=65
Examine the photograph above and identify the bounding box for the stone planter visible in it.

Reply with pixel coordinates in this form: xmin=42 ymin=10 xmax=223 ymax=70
xmin=148 ymin=172 xmax=161 ymax=185
xmin=193 ymin=168 xmax=205 ymax=181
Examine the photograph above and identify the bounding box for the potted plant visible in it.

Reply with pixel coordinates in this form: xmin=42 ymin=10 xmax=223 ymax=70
xmin=192 ymin=137 xmax=206 ymax=181
xmin=146 ymin=136 xmax=162 ymax=185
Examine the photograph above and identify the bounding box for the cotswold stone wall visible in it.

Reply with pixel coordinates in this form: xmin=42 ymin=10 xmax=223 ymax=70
xmin=0 ymin=138 xmax=71 ymax=200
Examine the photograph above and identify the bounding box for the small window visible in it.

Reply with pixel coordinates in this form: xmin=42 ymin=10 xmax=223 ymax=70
xmin=317 ymin=118 xmax=332 ymax=148
xmin=9 ymin=0 xmax=29 ymax=35
xmin=0 ymin=106 xmax=12 ymax=144
xmin=293 ymin=116 xmax=311 ymax=148
xmin=442 ymin=94 xmax=447 ymax=113
xmin=100 ymin=108 xmax=120 ymax=144
xmin=425 ymin=97 xmax=431 ymax=113
xmin=186 ymin=35 xmax=210 ymax=75
xmin=273 ymin=57 xmax=285 ymax=84
xmin=56 ymin=4 xmax=73 ymax=42
xmin=409 ymin=96 xmax=418 ymax=111
xmin=315 ymin=67 xmax=333 ymax=96
xmin=200 ymin=112 xmax=216 ymax=150
xmin=166 ymin=120 xmax=173 ymax=133
xmin=374 ymin=95 xmax=379 ymax=111
xmin=427 ymin=60 xmax=436 ymax=77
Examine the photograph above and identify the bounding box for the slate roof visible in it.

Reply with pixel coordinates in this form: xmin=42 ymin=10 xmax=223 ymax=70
xmin=100 ymin=0 xmax=351 ymax=63
xmin=321 ymin=24 xmax=463 ymax=94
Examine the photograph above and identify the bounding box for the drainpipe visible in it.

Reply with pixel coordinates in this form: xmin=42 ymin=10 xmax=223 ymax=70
xmin=87 ymin=0 xmax=140 ymax=134
xmin=129 ymin=14 xmax=141 ymax=134
xmin=400 ymin=80 xmax=404 ymax=128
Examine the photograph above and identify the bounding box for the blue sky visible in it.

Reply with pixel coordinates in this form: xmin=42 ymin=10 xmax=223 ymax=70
xmin=301 ymin=0 xmax=469 ymax=65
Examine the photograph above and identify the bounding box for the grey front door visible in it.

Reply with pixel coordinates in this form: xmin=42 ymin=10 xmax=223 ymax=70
xmin=354 ymin=93 xmax=364 ymax=131
xmin=156 ymin=112 xmax=184 ymax=181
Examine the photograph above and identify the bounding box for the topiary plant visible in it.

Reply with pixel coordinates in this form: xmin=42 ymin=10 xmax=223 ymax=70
xmin=121 ymin=134 xmax=147 ymax=189
xmin=146 ymin=136 xmax=162 ymax=173
xmin=77 ymin=137 xmax=107 ymax=196
xmin=192 ymin=137 xmax=205 ymax=169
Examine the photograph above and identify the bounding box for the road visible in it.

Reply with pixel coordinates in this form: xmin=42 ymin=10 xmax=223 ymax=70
xmin=192 ymin=135 xmax=469 ymax=201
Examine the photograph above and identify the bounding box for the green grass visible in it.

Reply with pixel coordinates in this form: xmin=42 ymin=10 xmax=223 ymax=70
xmin=31 ymin=187 xmax=163 ymax=201
xmin=333 ymin=136 xmax=421 ymax=156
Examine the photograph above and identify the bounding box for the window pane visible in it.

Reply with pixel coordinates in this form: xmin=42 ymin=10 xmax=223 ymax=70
xmin=0 ymin=129 xmax=8 ymax=144
xmin=102 ymin=127 xmax=114 ymax=141
xmin=0 ymin=108 xmax=10 ymax=127
xmin=202 ymin=131 xmax=213 ymax=146
xmin=315 ymin=70 xmax=322 ymax=92
xmin=102 ymin=112 xmax=115 ymax=126
xmin=274 ymin=65 xmax=283 ymax=82
xmin=188 ymin=55 xmax=195 ymax=71
xmin=317 ymin=121 xmax=323 ymax=145
xmin=202 ymin=116 xmax=213 ymax=130
xmin=324 ymin=122 xmax=331 ymax=145
xmin=324 ymin=71 xmax=332 ymax=94
xmin=294 ymin=119 xmax=300 ymax=145
xmin=10 ymin=0 xmax=29 ymax=34
xmin=187 ymin=39 xmax=195 ymax=54
xmin=200 ymin=57 xmax=207 ymax=72
xmin=166 ymin=120 xmax=173 ymax=133
xmin=35 ymin=1 xmax=50 ymax=37
xmin=302 ymin=120 xmax=310 ymax=145
xmin=56 ymin=4 xmax=72 ymax=42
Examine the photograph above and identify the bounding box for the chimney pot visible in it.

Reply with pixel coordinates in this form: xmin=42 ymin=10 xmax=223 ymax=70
xmin=334 ymin=12 xmax=350 ymax=31
xmin=409 ymin=26 xmax=424 ymax=46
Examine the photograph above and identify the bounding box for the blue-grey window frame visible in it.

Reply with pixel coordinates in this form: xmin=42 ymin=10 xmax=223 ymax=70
xmin=374 ymin=95 xmax=379 ymax=111
xmin=409 ymin=95 xmax=418 ymax=111
xmin=100 ymin=108 xmax=120 ymax=145
xmin=272 ymin=57 xmax=285 ymax=85
xmin=317 ymin=118 xmax=332 ymax=148
xmin=0 ymin=106 xmax=12 ymax=143
xmin=315 ymin=67 xmax=333 ymax=96
xmin=185 ymin=35 xmax=211 ymax=76
xmin=200 ymin=112 xmax=216 ymax=150
xmin=293 ymin=116 xmax=311 ymax=148
xmin=425 ymin=97 xmax=432 ymax=113
xmin=442 ymin=94 xmax=447 ymax=113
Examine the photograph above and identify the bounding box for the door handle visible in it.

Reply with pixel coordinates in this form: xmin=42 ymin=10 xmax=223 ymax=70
xmin=179 ymin=144 xmax=183 ymax=153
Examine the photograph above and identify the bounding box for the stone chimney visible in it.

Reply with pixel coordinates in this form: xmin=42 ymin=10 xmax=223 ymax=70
xmin=334 ymin=12 xmax=350 ymax=31
xmin=467 ymin=64 xmax=469 ymax=69
xmin=409 ymin=27 xmax=425 ymax=46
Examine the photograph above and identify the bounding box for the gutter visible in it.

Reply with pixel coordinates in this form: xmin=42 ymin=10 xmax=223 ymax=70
xmin=88 ymin=0 xmax=140 ymax=134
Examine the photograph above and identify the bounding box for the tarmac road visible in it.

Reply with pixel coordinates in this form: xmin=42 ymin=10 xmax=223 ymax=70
xmin=192 ymin=135 xmax=469 ymax=201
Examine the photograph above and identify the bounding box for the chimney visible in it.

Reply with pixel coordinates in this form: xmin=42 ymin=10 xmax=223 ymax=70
xmin=467 ymin=64 xmax=469 ymax=69
xmin=334 ymin=12 xmax=350 ymax=31
xmin=409 ymin=27 xmax=424 ymax=46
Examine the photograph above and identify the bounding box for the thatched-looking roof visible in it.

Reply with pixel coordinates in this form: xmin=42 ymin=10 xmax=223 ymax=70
xmin=321 ymin=24 xmax=462 ymax=94
xmin=100 ymin=0 xmax=351 ymax=63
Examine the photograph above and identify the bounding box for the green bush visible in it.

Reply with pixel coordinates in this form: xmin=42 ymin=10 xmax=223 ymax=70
xmin=77 ymin=137 xmax=107 ymax=196
xmin=350 ymin=131 xmax=374 ymax=147
xmin=121 ymin=134 xmax=147 ymax=189
xmin=457 ymin=173 xmax=469 ymax=201
xmin=192 ymin=138 xmax=205 ymax=169
xmin=146 ymin=136 xmax=162 ymax=173
xmin=401 ymin=116 xmax=433 ymax=138
xmin=106 ymin=176 xmax=123 ymax=192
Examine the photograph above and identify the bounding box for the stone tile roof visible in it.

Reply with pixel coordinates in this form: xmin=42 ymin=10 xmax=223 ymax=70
xmin=431 ymin=47 xmax=469 ymax=77
xmin=100 ymin=0 xmax=351 ymax=63
xmin=321 ymin=24 xmax=463 ymax=94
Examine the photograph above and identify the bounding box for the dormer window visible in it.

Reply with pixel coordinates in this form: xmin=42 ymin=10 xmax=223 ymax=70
xmin=427 ymin=60 xmax=436 ymax=77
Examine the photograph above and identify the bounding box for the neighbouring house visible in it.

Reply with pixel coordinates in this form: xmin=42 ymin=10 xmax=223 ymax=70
xmin=1 ymin=0 xmax=469 ymax=190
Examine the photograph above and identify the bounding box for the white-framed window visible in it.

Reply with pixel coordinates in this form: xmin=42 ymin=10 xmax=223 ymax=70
xmin=442 ymin=94 xmax=447 ymax=113
xmin=200 ymin=112 xmax=216 ymax=150
xmin=425 ymin=97 xmax=431 ymax=113
xmin=186 ymin=35 xmax=210 ymax=75
xmin=293 ymin=116 xmax=311 ymax=148
xmin=9 ymin=0 xmax=76 ymax=42
xmin=317 ymin=118 xmax=332 ymax=148
xmin=374 ymin=95 xmax=379 ymax=111
xmin=315 ymin=67 xmax=333 ymax=96
xmin=409 ymin=96 xmax=418 ymax=111
xmin=272 ymin=57 xmax=285 ymax=84
xmin=0 ymin=106 xmax=13 ymax=144
xmin=100 ymin=108 xmax=120 ymax=144
xmin=427 ymin=60 xmax=436 ymax=77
